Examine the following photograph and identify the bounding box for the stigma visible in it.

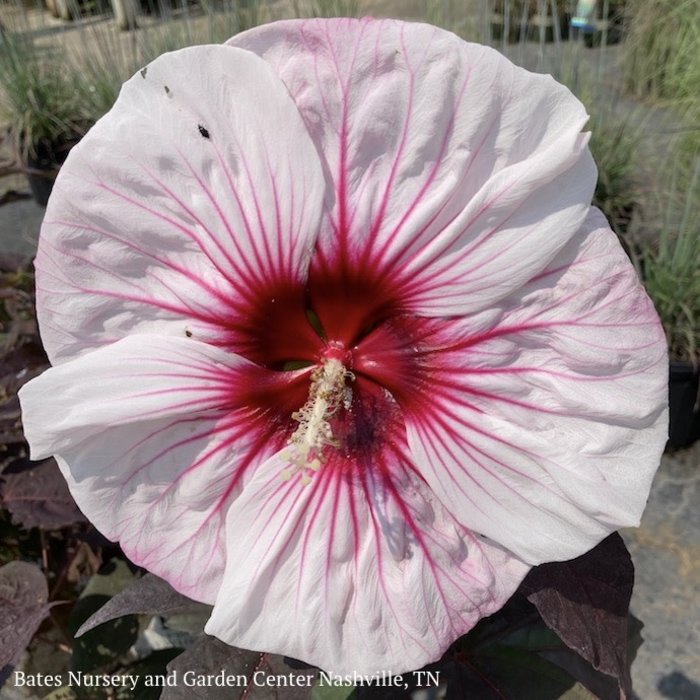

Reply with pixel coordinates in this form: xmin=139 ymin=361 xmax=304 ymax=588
xmin=281 ymin=357 xmax=354 ymax=484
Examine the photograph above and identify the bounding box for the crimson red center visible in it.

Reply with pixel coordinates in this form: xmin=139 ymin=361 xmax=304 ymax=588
xmin=223 ymin=266 xmax=433 ymax=455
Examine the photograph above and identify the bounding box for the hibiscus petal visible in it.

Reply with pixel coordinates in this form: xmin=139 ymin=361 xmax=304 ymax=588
xmin=230 ymin=18 xmax=595 ymax=316
xmin=36 ymin=44 xmax=328 ymax=364
xmin=19 ymin=335 xmax=286 ymax=600
xmin=404 ymin=210 xmax=668 ymax=564
xmin=205 ymin=445 xmax=529 ymax=674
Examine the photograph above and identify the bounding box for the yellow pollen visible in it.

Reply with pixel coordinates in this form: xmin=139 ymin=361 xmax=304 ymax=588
xmin=282 ymin=358 xmax=354 ymax=484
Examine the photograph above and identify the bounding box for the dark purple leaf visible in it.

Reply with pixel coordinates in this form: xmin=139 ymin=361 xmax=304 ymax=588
xmin=69 ymin=594 xmax=139 ymax=672
xmin=0 ymin=561 xmax=53 ymax=667
xmin=75 ymin=573 xmax=208 ymax=637
xmin=129 ymin=648 xmax=187 ymax=696
xmin=162 ymin=636 xmax=316 ymax=700
xmin=626 ymin=613 xmax=644 ymax=668
xmin=0 ymin=458 xmax=85 ymax=529
xmin=519 ymin=533 xmax=634 ymax=698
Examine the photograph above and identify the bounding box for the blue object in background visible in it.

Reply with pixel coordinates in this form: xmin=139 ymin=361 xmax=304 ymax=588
xmin=571 ymin=0 xmax=597 ymax=32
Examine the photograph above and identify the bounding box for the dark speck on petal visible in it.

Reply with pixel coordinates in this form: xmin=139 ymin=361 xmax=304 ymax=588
xmin=164 ymin=85 xmax=172 ymax=97
xmin=198 ymin=125 xmax=210 ymax=139
xmin=140 ymin=67 xmax=147 ymax=78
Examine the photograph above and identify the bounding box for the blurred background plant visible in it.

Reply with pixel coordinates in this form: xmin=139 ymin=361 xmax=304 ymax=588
xmin=0 ymin=28 xmax=90 ymax=203
xmin=0 ymin=30 xmax=85 ymax=160
xmin=638 ymin=159 xmax=700 ymax=363
xmin=588 ymin=109 xmax=639 ymax=237
xmin=556 ymin=62 xmax=643 ymax=239
xmin=67 ymin=3 xmax=269 ymax=120
xmin=622 ymin=0 xmax=700 ymax=282
xmin=623 ymin=0 xmax=700 ymax=102
xmin=292 ymin=0 xmax=360 ymax=18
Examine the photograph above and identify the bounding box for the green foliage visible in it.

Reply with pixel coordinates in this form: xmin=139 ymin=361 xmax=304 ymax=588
xmin=623 ymin=0 xmax=700 ymax=102
xmin=0 ymin=1 xmax=268 ymax=134
xmin=492 ymin=1 xmax=569 ymax=15
xmin=67 ymin=29 xmax=138 ymax=124
xmin=311 ymin=683 xmax=356 ymax=700
xmin=638 ymin=158 xmax=700 ymax=362
xmin=137 ymin=2 xmax=267 ymax=53
xmin=0 ymin=31 xmax=86 ymax=157
xmin=67 ymin=2 xmax=268 ymax=121
xmin=588 ymin=107 xmax=640 ymax=237
xmin=555 ymin=64 xmax=643 ymax=239
xmin=672 ymin=102 xmax=700 ymax=183
xmin=292 ymin=0 xmax=362 ymax=19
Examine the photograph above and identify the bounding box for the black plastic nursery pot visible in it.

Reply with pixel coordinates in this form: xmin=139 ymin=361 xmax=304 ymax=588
xmin=26 ymin=140 xmax=64 ymax=207
xmin=26 ymin=156 xmax=56 ymax=207
xmin=667 ymin=362 xmax=700 ymax=449
xmin=26 ymin=132 xmax=82 ymax=207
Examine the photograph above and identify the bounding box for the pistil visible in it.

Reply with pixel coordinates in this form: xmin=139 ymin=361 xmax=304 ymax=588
xmin=281 ymin=357 xmax=354 ymax=484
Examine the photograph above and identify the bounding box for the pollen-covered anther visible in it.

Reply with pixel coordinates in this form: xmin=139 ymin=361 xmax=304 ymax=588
xmin=282 ymin=358 xmax=353 ymax=484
